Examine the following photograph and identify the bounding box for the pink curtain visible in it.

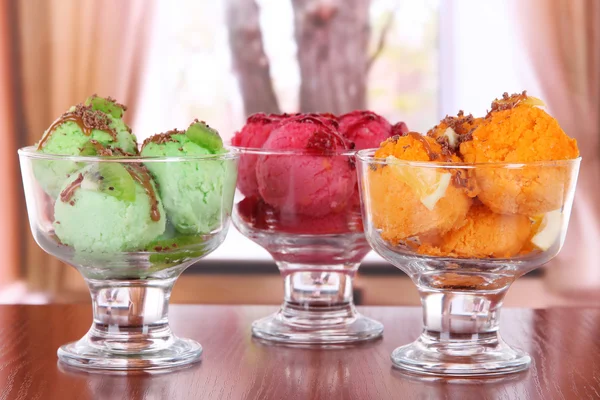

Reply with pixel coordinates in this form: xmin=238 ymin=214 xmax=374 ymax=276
xmin=14 ymin=0 xmax=153 ymax=295
xmin=520 ymin=0 xmax=600 ymax=299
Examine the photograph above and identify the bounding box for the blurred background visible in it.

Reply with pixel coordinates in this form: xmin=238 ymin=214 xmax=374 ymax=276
xmin=0 ymin=0 xmax=598 ymax=307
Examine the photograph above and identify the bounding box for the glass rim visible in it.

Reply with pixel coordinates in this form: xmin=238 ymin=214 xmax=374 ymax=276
xmin=355 ymin=149 xmax=582 ymax=168
xmin=17 ymin=145 xmax=240 ymax=163
xmin=229 ymin=144 xmax=358 ymax=157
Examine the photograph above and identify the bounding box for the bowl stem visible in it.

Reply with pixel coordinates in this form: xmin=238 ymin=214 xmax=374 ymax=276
xmin=251 ymin=264 xmax=383 ymax=344
xmin=392 ymin=274 xmax=531 ymax=376
xmin=57 ymin=276 xmax=202 ymax=370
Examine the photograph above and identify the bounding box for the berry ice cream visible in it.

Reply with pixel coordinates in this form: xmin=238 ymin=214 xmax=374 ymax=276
xmin=256 ymin=115 xmax=355 ymax=217
xmin=338 ymin=110 xmax=393 ymax=150
xmin=231 ymin=113 xmax=287 ymax=197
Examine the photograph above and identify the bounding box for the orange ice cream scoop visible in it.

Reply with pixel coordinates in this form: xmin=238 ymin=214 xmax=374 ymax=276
xmin=367 ymin=134 xmax=471 ymax=243
xmin=460 ymin=92 xmax=579 ymax=215
xmin=375 ymin=132 xmax=454 ymax=161
xmin=427 ymin=110 xmax=483 ymax=151
xmin=418 ymin=204 xmax=532 ymax=258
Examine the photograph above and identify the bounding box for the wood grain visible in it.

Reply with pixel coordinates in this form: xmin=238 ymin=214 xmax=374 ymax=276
xmin=0 ymin=305 xmax=598 ymax=400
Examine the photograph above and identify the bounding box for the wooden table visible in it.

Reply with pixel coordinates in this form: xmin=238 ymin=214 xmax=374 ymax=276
xmin=0 ymin=305 xmax=598 ymax=400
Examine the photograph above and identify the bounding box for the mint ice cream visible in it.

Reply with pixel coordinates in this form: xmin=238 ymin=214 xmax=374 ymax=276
xmin=141 ymin=120 xmax=237 ymax=234
xmin=54 ymin=162 xmax=166 ymax=253
xmin=35 ymin=95 xmax=138 ymax=197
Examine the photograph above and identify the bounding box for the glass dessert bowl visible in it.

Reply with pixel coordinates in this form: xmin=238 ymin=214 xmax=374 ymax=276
xmin=357 ymin=149 xmax=580 ymax=376
xmin=229 ymin=111 xmax=406 ymax=344
xmin=232 ymin=147 xmax=383 ymax=344
xmin=19 ymin=148 xmax=238 ymax=370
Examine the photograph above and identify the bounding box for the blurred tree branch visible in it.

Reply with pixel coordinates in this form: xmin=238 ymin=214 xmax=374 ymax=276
xmin=226 ymin=0 xmax=280 ymax=116
xmin=367 ymin=10 xmax=395 ymax=72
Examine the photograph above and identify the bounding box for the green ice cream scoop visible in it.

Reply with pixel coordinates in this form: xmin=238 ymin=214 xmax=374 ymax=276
xmin=35 ymin=95 xmax=138 ymax=198
xmin=54 ymin=162 xmax=166 ymax=253
xmin=140 ymin=120 xmax=237 ymax=235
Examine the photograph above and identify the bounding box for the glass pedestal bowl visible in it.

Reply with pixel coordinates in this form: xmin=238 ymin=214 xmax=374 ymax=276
xmin=232 ymin=147 xmax=383 ymax=344
xmin=18 ymin=147 xmax=238 ymax=370
xmin=357 ymin=149 xmax=580 ymax=376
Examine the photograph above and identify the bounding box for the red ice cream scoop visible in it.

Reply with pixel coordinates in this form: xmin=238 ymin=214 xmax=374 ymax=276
xmin=338 ymin=110 xmax=394 ymax=150
xmin=256 ymin=115 xmax=356 ymax=217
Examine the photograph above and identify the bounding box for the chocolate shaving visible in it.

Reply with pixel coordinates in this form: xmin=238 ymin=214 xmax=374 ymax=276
xmin=457 ymin=131 xmax=474 ymax=145
xmin=487 ymin=90 xmax=528 ymax=117
xmin=437 ymin=111 xmax=476 ymax=135
xmin=436 ymin=136 xmax=453 ymax=156
xmin=141 ymin=130 xmax=182 ymax=148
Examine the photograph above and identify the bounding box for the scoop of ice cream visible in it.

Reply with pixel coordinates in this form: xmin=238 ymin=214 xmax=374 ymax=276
xmin=53 ymin=162 xmax=166 ymax=253
xmin=256 ymin=115 xmax=355 ymax=217
xmin=236 ymin=196 xmax=363 ymax=235
xmin=418 ymin=204 xmax=532 ymax=258
xmin=339 ymin=110 xmax=393 ymax=150
xmin=460 ymin=92 xmax=580 ymax=215
xmin=369 ymin=134 xmax=471 ymax=243
xmin=141 ymin=120 xmax=236 ymax=234
xmin=427 ymin=110 xmax=483 ymax=151
xmin=35 ymin=96 xmax=138 ymax=198
xmin=232 ymin=113 xmax=289 ymax=197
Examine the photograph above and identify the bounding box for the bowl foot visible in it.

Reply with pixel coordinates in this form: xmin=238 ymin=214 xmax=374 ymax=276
xmin=58 ymin=336 xmax=202 ymax=371
xmin=252 ymin=305 xmax=383 ymax=345
xmin=391 ymin=333 xmax=531 ymax=376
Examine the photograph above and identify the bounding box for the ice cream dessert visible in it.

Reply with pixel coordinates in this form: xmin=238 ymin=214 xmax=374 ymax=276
xmin=339 ymin=110 xmax=394 ymax=150
xmin=460 ymin=92 xmax=579 ymax=215
xmin=367 ymin=92 xmax=580 ymax=258
xmin=54 ymin=156 xmax=166 ymax=253
xmin=35 ymin=95 xmax=138 ymax=197
xmin=233 ymin=110 xmax=407 ymax=235
xmin=231 ymin=113 xmax=288 ymax=197
xmin=141 ymin=120 xmax=236 ymax=235
xmin=369 ymin=133 xmax=472 ymax=244
xmin=236 ymin=195 xmax=363 ymax=234
xmin=418 ymin=204 xmax=532 ymax=258
xmin=426 ymin=110 xmax=483 ymax=151
xmin=256 ymin=115 xmax=355 ymax=217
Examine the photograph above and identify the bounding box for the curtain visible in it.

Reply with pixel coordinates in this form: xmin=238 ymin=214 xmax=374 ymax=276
xmin=13 ymin=0 xmax=153 ymax=296
xmin=520 ymin=0 xmax=600 ymax=299
xmin=0 ymin=1 xmax=21 ymax=288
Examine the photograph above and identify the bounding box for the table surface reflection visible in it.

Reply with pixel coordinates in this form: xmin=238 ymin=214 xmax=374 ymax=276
xmin=0 ymin=305 xmax=598 ymax=400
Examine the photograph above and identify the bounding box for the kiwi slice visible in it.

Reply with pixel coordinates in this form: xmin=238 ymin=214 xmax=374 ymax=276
xmin=146 ymin=235 xmax=208 ymax=269
xmin=185 ymin=121 xmax=223 ymax=153
xmin=85 ymin=95 xmax=125 ymax=119
xmin=88 ymin=163 xmax=136 ymax=202
xmin=79 ymin=141 xmax=97 ymax=156
xmin=144 ymin=234 xmax=206 ymax=252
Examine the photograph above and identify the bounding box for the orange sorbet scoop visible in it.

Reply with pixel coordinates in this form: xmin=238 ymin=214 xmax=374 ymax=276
xmin=418 ymin=204 xmax=532 ymax=258
xmin=460 ymin=92 xmax=579 ymax=215
xmin=367 ymin=134 xmax=471 ymax=244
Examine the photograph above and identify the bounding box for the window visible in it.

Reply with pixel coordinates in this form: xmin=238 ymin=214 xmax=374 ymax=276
xmin=133 ymin=0 xmax=538 ymax=262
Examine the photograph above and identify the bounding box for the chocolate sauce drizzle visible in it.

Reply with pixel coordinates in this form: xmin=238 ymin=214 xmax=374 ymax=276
xmin=60 ymin=173 xmax=84 ymax=203
xmin=124 ymin=164 xmax=161 ymax=222
xmin=406 ymin=132 xmax=451 ymax=162
xmin=37 ymin=104 xmax=118 ymax=150
xmin=58 ymin=143 xmax=161 ymax=222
